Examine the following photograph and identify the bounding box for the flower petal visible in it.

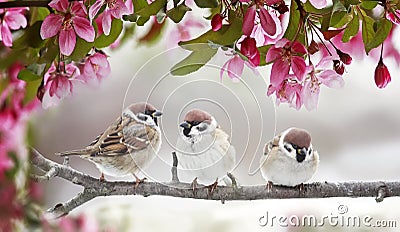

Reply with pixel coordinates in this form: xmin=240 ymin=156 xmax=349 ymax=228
xmin=71 ymin=2 xmax=88 ymax=17
xmin=89 ymin=0 xmax=104 ymax=20
xmin=309 ymin=0 xmax=327 ymax=9
xmin=270 ymin=59 xmax=289 ymax=86
xmin=302 ymin=81 xmax=319 ymax=111
xmin=72 ymin=16 xmax=95 ymax=42
xmin=59 ymin=28 xmax=76 ymax=56
xmin=40 ymin=14 xmax=63 ymax=39
xmin=49 ymin=0 xmax=68 ymax=12
xmin=291 ymin=41 xmax=307 ymax=54
xmin=259 ymin=8 xmax=276 ymax=36
xmin=318 ymin=70 xmax=344 ymax=88
xmin=0 ymin=24 xmax=12 ymax=47
xmin=4 ymin=12 xmax=27 ymax=30
xmin=102 ymin=11 xmax=112 ymax=36
xmin=227 ymin=56 xmax=244 ymax=80
xmin=265 ymin=46 xmax=281 ymax=63
xmin=291 ymin=56 xmax=307 ymax=81
xmin=243 ymin=6 xmax=256 ymax=36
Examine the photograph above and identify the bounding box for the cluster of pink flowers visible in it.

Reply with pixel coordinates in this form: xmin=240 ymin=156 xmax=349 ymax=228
xmin=0 ymin=3 xmax=28 ymax=47
xmin=39 ymin=52 xmax=110 ymax=108
xmin=0 ymin=63 xmax=40 ymax=230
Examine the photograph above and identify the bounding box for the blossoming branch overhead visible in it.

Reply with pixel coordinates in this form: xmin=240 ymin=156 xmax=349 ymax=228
xmin=0 ymin=0 xmax=398 ymax=111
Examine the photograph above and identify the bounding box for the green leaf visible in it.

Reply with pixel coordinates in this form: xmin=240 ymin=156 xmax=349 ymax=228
xmin=38 ymin=38 xmax=59 ymax=63
xmin=258 ymin=45 xmax=272 ymax=66
xmin=12 ymin=21 xmax=44 ymax=49
xmin=342 ymin=12 xmax=359 ymax=42
xmin=137 ymin=16 xmax=150 ymax=26
xmin=360 ymin=0 xmax=378 ymax=10
xmin=95 ymin=19 xmax=123 ymax=48
xmin=331 ymin=11 xmax=352 ymax=28
xmin=29 ymin=7 xmax=50 ymax=25
xmin=166 ymin=4 xmax=191 ymax=23
xmin=283 ymin=0 xmax=305 ymax=44
xmin=17 ymin=69 xmax=41 ymax=82
xmin=133 ymin=0 xmax=148 ymax=11
xmin=138 ymin=20 xmax=166 ymax=44
xmin=193 ymin=0 xmax=218 ymax=8
xmin=136 ymin=0 xmax=167 ymax=18
xmin=170 ymin=48 xmax=217 ymax=76
xmin=68 ymin=38 xmax=93 ymax=61
xmin=123 ymin=14 xmax=139 ymax=22
xmin=24 ymin=79 xmax=42 ymax=104
xmin=179 ymin=12 xmax=242 ymax=51
xmin=365 ymin=18 xmax=392 ymax=54
xmin=361 ymin=15 xmax=375 ymax=54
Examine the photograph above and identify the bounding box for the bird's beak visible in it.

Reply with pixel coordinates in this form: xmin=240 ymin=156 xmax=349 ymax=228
xmin=179 ymin=121 xmax=191 ymax=129
xmin=297 ymin=148 xmax=307 ymax=157
xmin=152 ymin=110 xmax=163 ymax=117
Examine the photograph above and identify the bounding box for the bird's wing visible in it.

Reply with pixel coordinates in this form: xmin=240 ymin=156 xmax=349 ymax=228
xmin=91 ymin=116 xmax=129 ymax=156
xmin=122 ymin=118 xmax=157 ymax=153
xmin=263 ymin=133 xmax=281 ymax=156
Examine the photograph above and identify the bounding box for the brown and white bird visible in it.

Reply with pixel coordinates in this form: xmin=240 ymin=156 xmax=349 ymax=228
xmin=175 ymin=109 xmax=236 ymax=185
xmin=56 ymin=102 xmax=162 ymax=182
xmin=260 ymin=127 xmax=319 ymax=187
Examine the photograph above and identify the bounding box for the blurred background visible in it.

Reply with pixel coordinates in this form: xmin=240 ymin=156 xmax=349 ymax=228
xmin=32 ymin=23 xmax=400 ymax=231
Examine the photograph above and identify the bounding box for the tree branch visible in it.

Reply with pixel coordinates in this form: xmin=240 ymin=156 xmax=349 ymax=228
xmin=0 ymin=1 xmax=50 ymax=8
xmin=30 ymin=148 xmax=400 ymax=218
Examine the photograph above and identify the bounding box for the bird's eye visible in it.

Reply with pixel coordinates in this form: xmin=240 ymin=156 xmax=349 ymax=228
xmin=284 ymin=144 xmax=292 ymax=152
xmin=308 ymin=149 xmax=312 ymax=155
xmin=197 ymin=124 xmax=207 ymax=132
xmin=137 ymin=113 xmax=147 ymax=121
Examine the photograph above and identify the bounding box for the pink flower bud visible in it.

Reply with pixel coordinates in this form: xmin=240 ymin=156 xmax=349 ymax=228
xmin=333 ymin=60 xmax=344 ymax=75
xmin=374 ymin=59 xmax=391 ymax=88
xmin=307 ymin=40 xmax=320 ymax=55
xmin=337 ymin=49 xmax=352 ymax=65
xmin=211 ymin=14 xmax=223 ymax=31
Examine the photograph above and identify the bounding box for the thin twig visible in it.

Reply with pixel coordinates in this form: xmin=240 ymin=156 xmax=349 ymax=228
xmin=171 ymin=152 xmax=180 ymax=183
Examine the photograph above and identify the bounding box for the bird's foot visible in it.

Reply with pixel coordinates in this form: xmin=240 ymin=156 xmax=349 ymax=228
xmin=134 ymin=175 xmax=147 ymax=188
xmin=226 ymin=173 xmax=238 ymax=189
xmin=266 ymin=181 xmax=273 ymax=192
xmin=207 ymin=178 xmax=219 ymax=197
xmin=191 ymin=177 xmax=198 ymax=197
xmin=296 ymin=183 xmax=305 ymax=193
xmin=99 ymin=173 xmax=105 ymax=182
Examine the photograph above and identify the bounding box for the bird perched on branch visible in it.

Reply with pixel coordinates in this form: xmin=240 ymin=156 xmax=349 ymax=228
xmin=175 ymin=109 xmax=236 ymax=188
xmin=56 ymin=102 xmax=162 ymax=183
xmin=260 ymin=127 xmax=319 ymax=188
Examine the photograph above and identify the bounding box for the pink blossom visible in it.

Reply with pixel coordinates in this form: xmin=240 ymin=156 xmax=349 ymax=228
xmin=266 ymin=38 xmax=307 ymax=86
xmin=168 ymin=18 xmax=204 ymax=48
xmin=41 ymin=0 xmax=95 ymax=56
xmin=267 ymin=80 xmax=303 ymax=110
xmin=300 ymin=0 xmax=327 ymax=9
xmin=302 ymin=58 xmax=344 ymax=110
xmin=220 ymin=53 xmax=259 ymax=81
xmin=240 ymin=36 xmax=260 ymax=66
xmin=242 ymin=6 xmax=283 ymax=40
xmin=78 ymin=52 xmax=111 ymax=82
xmin=0 ymin=7 xmax=28 ymax=47
xmin=89 ymin=0 xmax=130 ymax=36
xmin=374 ymin=58 xmax=391 ymax=89
xmin=42 ymin=62 xmax=81 ymax=108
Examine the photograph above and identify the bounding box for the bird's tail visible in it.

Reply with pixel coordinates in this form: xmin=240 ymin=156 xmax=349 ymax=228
xmin=55 ymin=149 xmax=87 ymax=157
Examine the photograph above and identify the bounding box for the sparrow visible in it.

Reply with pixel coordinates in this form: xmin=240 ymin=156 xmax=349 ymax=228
xmin=175 ymin=109 xmax=236 ymax=187
xmin=260 ymin=127 xmax=319 ymax=187
xmin=56 ymin=102 xmax=162 ymax=183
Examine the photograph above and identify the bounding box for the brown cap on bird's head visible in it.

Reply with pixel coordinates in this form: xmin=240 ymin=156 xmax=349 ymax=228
xmin=283 ymin=127 xmax=311 ymax=148
xmin=184 ymin=109 xmax=212 ymax=123
xmin=128 ymin=102 xmax=157 ymax=115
